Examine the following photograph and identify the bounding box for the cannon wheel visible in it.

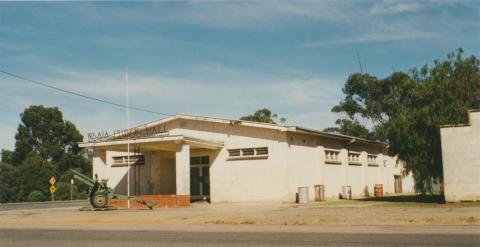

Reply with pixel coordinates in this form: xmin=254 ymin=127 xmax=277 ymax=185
xmin=90 ymin=191 xmax=108 ymax=208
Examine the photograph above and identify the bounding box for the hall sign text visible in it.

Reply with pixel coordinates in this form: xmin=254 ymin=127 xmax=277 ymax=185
xmin=87 ymin=126 xmax=168 ymax=141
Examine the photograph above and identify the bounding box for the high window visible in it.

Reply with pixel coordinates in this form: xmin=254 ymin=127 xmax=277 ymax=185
xmin=112 ymin=155 xmax=145 ymax=167
xmin=227 ymin=147 xmax=269 ymax=160
xmin=368 ymin=154 xmax=378 ymax=166
xmin=191 ymin=156 xmax=209 ymax=165
xmin=325 ymin=149 xmax=341 ymax=165
xmin=348 ymin=152 xmax=361 ymax=165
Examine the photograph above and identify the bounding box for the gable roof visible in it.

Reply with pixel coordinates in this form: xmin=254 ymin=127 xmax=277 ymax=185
xmin=84 ymin=113 xmax=387 ymax=147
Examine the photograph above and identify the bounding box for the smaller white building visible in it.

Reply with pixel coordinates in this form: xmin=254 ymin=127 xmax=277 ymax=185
xmin=440 ymin=110 xmax=480 ymax=202
xmin=80 ymin=114 xmax=414 ymax=207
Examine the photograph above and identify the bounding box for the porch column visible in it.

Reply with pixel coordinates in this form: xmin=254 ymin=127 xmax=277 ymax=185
xmin=175 ymin=143 xmax=190 ymax=195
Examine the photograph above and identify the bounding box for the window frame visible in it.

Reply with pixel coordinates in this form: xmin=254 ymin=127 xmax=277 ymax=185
xmin=112 ymin=155 xmax=145 ymax=167
xmin=367 ymin=154 xmax=379 ymax=167
xmin=325 ymin=149 xmax=341 ymax=165
xmin=348 ymin=151 xmax=362 ymax=166
xmin=227 ymin=147 xmax=269 ymax=161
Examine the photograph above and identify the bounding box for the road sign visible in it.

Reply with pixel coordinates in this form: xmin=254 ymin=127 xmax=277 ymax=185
xmin=50 ymin=185 xmax=56 ymax=193
xmin=50 ymin=176 xmax=56 ymax=185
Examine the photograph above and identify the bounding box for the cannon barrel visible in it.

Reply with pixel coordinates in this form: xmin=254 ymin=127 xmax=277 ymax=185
xmin=70 ymin=169 xmax=95 ymax=187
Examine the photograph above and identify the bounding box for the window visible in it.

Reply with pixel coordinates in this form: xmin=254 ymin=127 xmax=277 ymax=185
xmin=113 ymin=157 xmax=123 ymax=165
xmin=348 ymin=152 xmax=361 ymax=165
xmin=368 ymin=154 xmax=378 ymax=166
xmin=255 ymin=147 xmax=268 ymax=155
xmin=228 ymin=149 xmax=241 ymax=157
xmin=227 ymin=147 xmax=269 ymax=160
xmin=191 ymin=156 xmax=209 ymax=165
xmin=242 ymin=148 xmax=254 ymax=156
xmin=112 ymin=155 xmax=145 ymax=167
xmin=325 ymin=149 xmax=341 ymax=164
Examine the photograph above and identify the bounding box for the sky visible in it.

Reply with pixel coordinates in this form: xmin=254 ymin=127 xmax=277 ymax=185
xmin=0 ymin=1 xmax=479 ymax=151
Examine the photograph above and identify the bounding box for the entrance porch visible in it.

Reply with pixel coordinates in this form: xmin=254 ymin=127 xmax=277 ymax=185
xmin=80 ymin=135 xmax=223 ymax=208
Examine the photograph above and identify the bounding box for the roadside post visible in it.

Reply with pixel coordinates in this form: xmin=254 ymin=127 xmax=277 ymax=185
xmin=70 ymin=179 xmax=74 ymax=201
xmin=49 ymin=176 xmax=56 ymax=201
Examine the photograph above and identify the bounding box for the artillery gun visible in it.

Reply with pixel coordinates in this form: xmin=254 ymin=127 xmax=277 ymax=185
xmin=70 ymin=169 xmax=155 ymax=210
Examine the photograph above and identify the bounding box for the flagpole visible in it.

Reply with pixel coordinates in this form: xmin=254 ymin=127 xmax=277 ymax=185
xmin=126 ymin=68 xmax=130 ymax=209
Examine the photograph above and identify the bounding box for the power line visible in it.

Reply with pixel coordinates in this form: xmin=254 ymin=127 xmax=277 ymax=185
xmin=0 ymin=69 xmax=172 ymax=116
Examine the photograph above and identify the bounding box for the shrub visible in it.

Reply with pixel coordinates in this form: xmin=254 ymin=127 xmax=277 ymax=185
xmin=27 ymin=190 xmax=46 ymax=202
xmin=54 ymin=182 xmax=80 ymax=200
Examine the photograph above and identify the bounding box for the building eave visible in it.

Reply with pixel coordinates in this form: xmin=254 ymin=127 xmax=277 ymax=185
xmin=292 ymin=126 xmax=387 ymax=147
xmin=81 ymin=113 xmax=387 ymax=148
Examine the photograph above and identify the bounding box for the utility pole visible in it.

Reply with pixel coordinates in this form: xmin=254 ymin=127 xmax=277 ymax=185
xmin=356 ymin=51 xmax=363 ymax=73
xmin=126 ymin=68 xmax=131 ymax=209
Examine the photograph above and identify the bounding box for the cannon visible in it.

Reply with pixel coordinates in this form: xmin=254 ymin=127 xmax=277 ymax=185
xmin=70 ymin=169 xmax=155 ymax=210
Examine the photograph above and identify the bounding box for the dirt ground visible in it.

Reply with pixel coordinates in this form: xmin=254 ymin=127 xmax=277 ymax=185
xmin=1 ymin=200 xmax=479 ymax=230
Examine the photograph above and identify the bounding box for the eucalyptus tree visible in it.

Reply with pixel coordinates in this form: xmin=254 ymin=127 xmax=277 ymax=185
xmin=330 ymin=49 xmax=480 ymax=192
xmin=241 ymin=108 xmax=286 ymax=124
xmin=1 ymin=105 xmax=90 ymax=201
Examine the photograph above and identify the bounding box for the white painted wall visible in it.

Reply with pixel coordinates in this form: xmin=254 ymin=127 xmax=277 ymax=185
xmin=441 ymin=111 xmax=480 ymax=202
xmin=208 ymin=126 xmax=290 ymax=202
xmin=284 ymin=133 xmax=322 ymax=201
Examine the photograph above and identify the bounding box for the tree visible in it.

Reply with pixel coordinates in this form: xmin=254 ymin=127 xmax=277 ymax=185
xmin=54 ymin=182 xmax=79 ymax=201
xmin=330 ymin=49 xmax=480 ymax=193
xmin=59 ymin=168 xmax=89 ymax=199
xmin=0 ymin=162 xmax=19 ymax=203
xmin=16 ymin=155 xmax=54 ymax=201
xmin=11 ymin=105 xmax=84 ymax=165
xmin=1 ymin=149 xmax=14 ymax=164
xmin=0 ymin=105 xmax=91 ymax=202
xmin=54 ymin=151 xmax=90 ymax=176
xmin=324 ymin=119 xmax=372 ymax=139
xmin=240 ymin=108 xmax=286 ymax=124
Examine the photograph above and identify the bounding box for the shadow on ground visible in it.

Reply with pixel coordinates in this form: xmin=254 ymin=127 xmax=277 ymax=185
xmin=356 ymin=194 xmax=445 ymax=204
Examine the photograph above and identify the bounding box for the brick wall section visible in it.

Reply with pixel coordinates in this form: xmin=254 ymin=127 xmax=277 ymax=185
xmin=108 ymin=195 xmax=190 ymax=209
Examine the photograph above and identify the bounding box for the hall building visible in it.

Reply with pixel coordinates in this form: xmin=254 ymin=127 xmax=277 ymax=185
xmin=79 ymin=114 xmax=414 ymax=207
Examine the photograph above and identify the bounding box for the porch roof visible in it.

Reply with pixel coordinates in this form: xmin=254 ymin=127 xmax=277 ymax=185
xmin=78 ymin=135 xmax=224 ymax=152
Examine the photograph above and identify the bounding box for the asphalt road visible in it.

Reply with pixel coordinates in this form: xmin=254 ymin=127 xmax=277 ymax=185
xmin=0 ymin=200 xmax=89 ymax=211
xmin=0 ymin=228 xmax=478 ymax=247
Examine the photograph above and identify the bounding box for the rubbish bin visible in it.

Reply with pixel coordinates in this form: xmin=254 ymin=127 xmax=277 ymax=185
xmin=342 ymin=186 xmax=352 ymax=200
xmin=374 ymin=184 xmax=383 ymax=197
xmin=314 ymin=185 xmax=325 ymax=201
xmin=298 ymin=186 xmax=309 ymax=204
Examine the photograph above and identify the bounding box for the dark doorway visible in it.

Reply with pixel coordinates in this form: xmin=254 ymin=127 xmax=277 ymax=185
xmin=190 ymin=156 xmax=210 ymax=201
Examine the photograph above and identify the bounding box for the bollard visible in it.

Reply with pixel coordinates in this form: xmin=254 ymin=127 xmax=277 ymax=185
xmin=315 ymin=185 xmax=325 ymax=201
xmin=298 ymin=186 xmax=309 ymax=204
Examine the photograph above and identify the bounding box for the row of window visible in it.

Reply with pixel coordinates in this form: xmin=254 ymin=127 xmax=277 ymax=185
xmin=112 ymin=148 xmax=269 ymax=165
xmin=112 ymin=155 xmax=211 ymax=167
xmin=112 ymin=155 xmax=145 ymax=166
xmin=111 ymin=148 xmax=381 ymax=165
xmin=325 ymin=149 xmax=379 ymax=166
xmin=112 ymin=147 xmax=269 ymax=166
xmin=227 ymin=147 xmax=268 ymax=159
